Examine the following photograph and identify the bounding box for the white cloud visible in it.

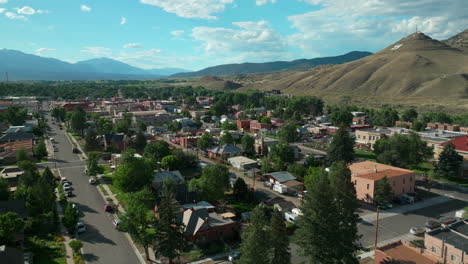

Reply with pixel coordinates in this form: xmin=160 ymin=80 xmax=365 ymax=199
xmin=289 ymin=0 xmax=468 ymax=56
xmin=123 ymin=43 xmax=143 ymax=49
xmin=0 ymin=0 xmax=7 ymax=3
xmin=192 ymin=20 xmax=291 ymax=62
xmin=17 ymin=6 xmax=35 ymax=15
xmin=80 ymin=47 xmax=111 ymax=56
xmin=120 ymin=17 xmax=127 ymax=25
xmin=5 ymin=12 xmax=26 ymax=20
xmin=0 ymin=8 xmax=5 ymax=13
xmin=171 ymin=30 xmax=185 ymax=36
xmin=256 ymin=0 xmax=276 ymax=6
xmin=80 ymin=5 xmax=91 ymax=12
xmin=36 ymin=48 xmax=55 ymax=55
xmin=140 ymin=0 xmax=234 ymax=19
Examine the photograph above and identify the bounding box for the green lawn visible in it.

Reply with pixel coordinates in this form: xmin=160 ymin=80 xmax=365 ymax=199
xmin=27 ymin=235 xmax=66 ymax=264
xmin=229 ymin=201 xmax=257 ymax=213
xmin=355 ymin=150 xmax=377 ymax=162
xmin=436 ymin=177 xmax=468 ymax=187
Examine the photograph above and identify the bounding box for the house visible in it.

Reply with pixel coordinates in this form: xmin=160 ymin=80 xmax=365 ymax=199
xmin=152 ymin=170 xmax=185 ymax=195
xmin=424 ymin=220 xmax=468 ymax=264
xmin=0 ymin=245 xmax=25 ymax=264
xmin=375 ymin=241 xmax=436 ymax=264
xmin=61 ymin=102 xmax=92 ymax=112
xmin=228 ymin=156 xmax=258 ymax=170
xmin=355 ymin=128 xmax=390 ymax=150
xmin=110 ymin=153 xmax=142 ymax=168
xmin=181 ymin=207 xmax=239 ymax=243
xmin=349 ymin=161 xmax=416 ymax=203
xmin=255 ymin=137 xmax=279 ymax=156
xmin=265 ymin=171 xmax=297 ymax=185
xmin=5 ymin=126 xmax=34 ymax=134
xmin=0 ymin=166 xmax=24 ymax=192
xmin=101 ymin=133 xmax=130 ymax=152
xmin=250 ymin=120 xmax=271 ymax=132
xmin=351 ymin=112 xmax=368 ymax=125
xmin=130 ymin=110 xmax=178 ymax=127
xmin=208 ymin=144 xmax=242 ymax=161
xmin=236 ymin=119 xmax=250 ymax=131
xmin=0 ymin=132 xmax=34 ymax=163
xmin=437 ymin=136 xmax=468 ymax=177
xmin=182 ymin=201 xmax=216 ymax=212
xmin=177 ymin=136 xmax=199 ymax=148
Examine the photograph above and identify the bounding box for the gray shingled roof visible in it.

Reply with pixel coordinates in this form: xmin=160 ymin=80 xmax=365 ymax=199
xmin=269 ymin=171 xmax=296 ymax=183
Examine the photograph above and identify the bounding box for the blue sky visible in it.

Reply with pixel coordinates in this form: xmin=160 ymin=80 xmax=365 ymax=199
xmin=0 ymin=0 xmax=466 ymax=70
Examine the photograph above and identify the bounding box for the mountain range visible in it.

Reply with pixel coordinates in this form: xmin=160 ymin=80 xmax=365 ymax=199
xmin=0 ymin=49 xmax=190 ymax=81
xmin=222 ymin=30 xmax=468 ymax=109
xmin=170 ymin=51 xmax=372 ymax=78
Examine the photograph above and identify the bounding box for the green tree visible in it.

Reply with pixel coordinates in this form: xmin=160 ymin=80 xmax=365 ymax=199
xmin=189 ymin=165 xmax=230 ymax=201
xmin=33 ymin=140 xmax=48 ymax=161
xmin=0 ymin=177 xmax=10 ymax=200
xmin=144 ymin=141 xmax=170 ymax=162
xmin=328 ymin=162 xmax=360 ymax=263
xmin=261 ymin=156 xmax=273 ymax=174
xmin=167 ymin=121 xmax=182 ymax=133
xmin=327 ymin=126 xmax=355 ymax=164
xmin=87 ymin=152 xmax=101 ymax=177
xmin=84 ymin=127 xmax=100 ymax=151
xmin=133 ymin=131 xmax=147 ymax=152
xmin=114 ymin=151 xmax=153 ymax=192
xmin=41 ymin=167 xmax=56 ymax=190
xmin=373 ymin=176 xmax=393 ymax=206
xmin=115 ymin=119 xmax=130 ymax=134
xmin=373 ymin=132 xmax=433 ymax=169
xmin=220 ymin=132 xmax=234 ymax=145
xmin=180 ymin=109 xmax=192 ymax=118
xmin=233 ymin=177 xmax=249 ymax=201
xmin=198 ymin=133 xmax=213 ymax=150
xmin=70 ymin=106 xmax=87 ymax=135
xmin=69 ymin=240 xmax=83 ymax=253
xmin=270 ymin=209 xmax=291 ymax=264
xmin=260 ymin=116 xmax=272 ymax=124
xmin=5 ymin=105 xmax=28 ymax=126
xmin=435 ymin=142 xmax=463 ymax=179
xmin=161 ymin=155 xmax=178 ymax=171
xmin=137 ymin=120 xmax=147 ymax=132
xmin=154 ymin=181 xmax=188 ymax=264
xmin=330 ymin=108 xmax=353 ymax=127
xmin=211 ymin=102 xmax=229 ymax=116
xmin=0 ymin=212 xmax=25 ymax=246
xmin=287 ymin=163 xmax=307 ymax=181
xmin=241 ymin=134 xmax=255 ymax=157
xmin=239 ymin=206 xmax=271 ymax=264
xmin=295 ymin=172 xmax=339 ymax=263
xmin=269 ymin=143 xmax=294 ymax=170
xmin=401 ymin=109 xmax=418 ymax=122
xmin=303 ymin=167 xmax=325 ymax=190
xmin=63 ymin=202 xmax=79 ymax=233
xmin=16 ymin=148 xmax=29 ymax=162
xmin=277 ymin=122 xmax=298 ymax=143
xmin=221 ymin=121 xmax=238 ymax=131
xmin=97 ymin=117 xmax=114 ymax=134
xmin=120 ymin=194 xmax=157 ymax=260
xmin=412 ymin=120 xmax=425 ymax=132
xmin=52 ymin=107 xmax=66 ymax=122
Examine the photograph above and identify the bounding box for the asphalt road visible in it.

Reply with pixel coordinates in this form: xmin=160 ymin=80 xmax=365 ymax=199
xmin=44 ymin=104 xmax=142 ymax=264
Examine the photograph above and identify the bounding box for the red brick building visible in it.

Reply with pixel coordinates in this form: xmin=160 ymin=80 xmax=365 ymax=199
xmin=236 ymin=119 xmax=250 ymax=131
xmin=250 ymin=120 xmax=271 ymax=132
xmin=182 ymin=208 xmax=239 ymax=243
xmin=375 ymin=241 xmax=436 ymax=264
xmin=61 ymin=102 xmax=93 ymax=112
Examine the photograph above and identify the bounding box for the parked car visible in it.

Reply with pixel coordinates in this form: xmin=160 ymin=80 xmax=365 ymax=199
xmin=88 ymin=177 xmax=97 ymax=184
xmin=72 ymin=147 xmax=80 ymax=154
xmin=63 ymin=185 xmax=71 ymax=193
xmin=104 ymin=203 xmax=114 ymax=212
xmin=228 ymin=251 xmax=240 ymax=262
xmin=76 ymin=222 xmax=86 ymax=233
xmin=60 ymin=177 xmax=68 ymax=184
xmin=409 ymin=227 xmax=425 ymax=235
xmin=66 ymin=191 xmax=73 ymax=197
xmin=439 ymin=216 xmax=457 ymax=227
xmin=112 ymin=218 xmax=121 ymax=229
xmin=425 ymin=220 xmax=441 ymax=231
xmin=456 ymin=210 xmax=466 ymax=219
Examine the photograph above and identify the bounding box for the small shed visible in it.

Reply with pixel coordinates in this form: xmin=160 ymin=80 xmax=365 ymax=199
xmin=228 ymin=156 xmax=258 ymax=170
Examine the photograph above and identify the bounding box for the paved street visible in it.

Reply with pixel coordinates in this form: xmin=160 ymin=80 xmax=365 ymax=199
xmin=44 ymin=104 xmax=142 ymax=264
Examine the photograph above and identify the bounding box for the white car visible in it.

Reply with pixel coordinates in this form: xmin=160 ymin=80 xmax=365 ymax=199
xmin=88 ymin=177 xmax=97 ymax=184
xmin=77 ymin=222 xmax=86 ymax=233
xmin=60 ymin=177 xmax=68 ymax=184
xmin=410 ymin=227 xmax=425 ymax=235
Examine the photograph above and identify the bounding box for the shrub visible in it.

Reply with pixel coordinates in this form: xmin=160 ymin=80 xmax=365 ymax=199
xmin=69 ymin=239 xmax=83 ymax=253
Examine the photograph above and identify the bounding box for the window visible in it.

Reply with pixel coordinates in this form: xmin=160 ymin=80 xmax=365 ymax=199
xmin=432 ymin=246 xmax=437 ymax=253
xmin=451 ymin=255 xmax=457 ymax=261
xmin=367 ymin=184 xmax=369 ymax=190
xmin=363 ymin=136 xmax=366 ymax=140
xmin=354 ymin=180 xmax=357 ymax=185
xmin=403 ymin=178 xmax=405 ymax=184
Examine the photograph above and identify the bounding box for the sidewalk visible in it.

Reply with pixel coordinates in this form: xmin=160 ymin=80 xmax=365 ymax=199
xmin=56 ymin=201 xmax=75 ymax=264
xmin=360 ymin=195 xmax=451 ymax=223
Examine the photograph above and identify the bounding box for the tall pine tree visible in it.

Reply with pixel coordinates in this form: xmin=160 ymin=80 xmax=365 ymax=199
xmin=239 ymin=205 xmax=271 ymax=264
xmin=154 ymin=180 xmax=187 ymax=264
xmin=328 ymin=162 xmax=361 ymax=264
xmin=295 ymin=171 xmax=340 ymax=263
xmin=327 ymin=126 xmax=355 ymax=165
xmin=270 ymin=209 xmax=291 ymax=264
xmin=435 ymin=142 xmax=463 ymax=179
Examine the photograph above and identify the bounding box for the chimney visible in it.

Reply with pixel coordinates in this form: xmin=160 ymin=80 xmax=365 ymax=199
xmin=374 ymin=165 xmax=378 ymax=173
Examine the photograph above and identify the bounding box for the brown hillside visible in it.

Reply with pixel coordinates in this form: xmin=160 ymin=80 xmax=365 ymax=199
xmin=443 ymin=29 xmax=468 ymax=53
xmin=233 ymin=32 xmax=468 ymax=109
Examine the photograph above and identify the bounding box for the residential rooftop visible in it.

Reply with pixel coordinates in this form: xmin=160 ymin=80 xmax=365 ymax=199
xmin=428 ymin=220 xmax=468 ymax=252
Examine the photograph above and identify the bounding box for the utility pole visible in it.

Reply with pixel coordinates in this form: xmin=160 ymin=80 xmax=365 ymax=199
xmin=374 ymin=205 xmax=380 ymax=251
xmin=5 ymin=72 xmax=9 ymax=82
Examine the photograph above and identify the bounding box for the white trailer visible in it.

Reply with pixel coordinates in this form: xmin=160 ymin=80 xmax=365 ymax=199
xmin=273 ymin=184 xmax=287 ymax=194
